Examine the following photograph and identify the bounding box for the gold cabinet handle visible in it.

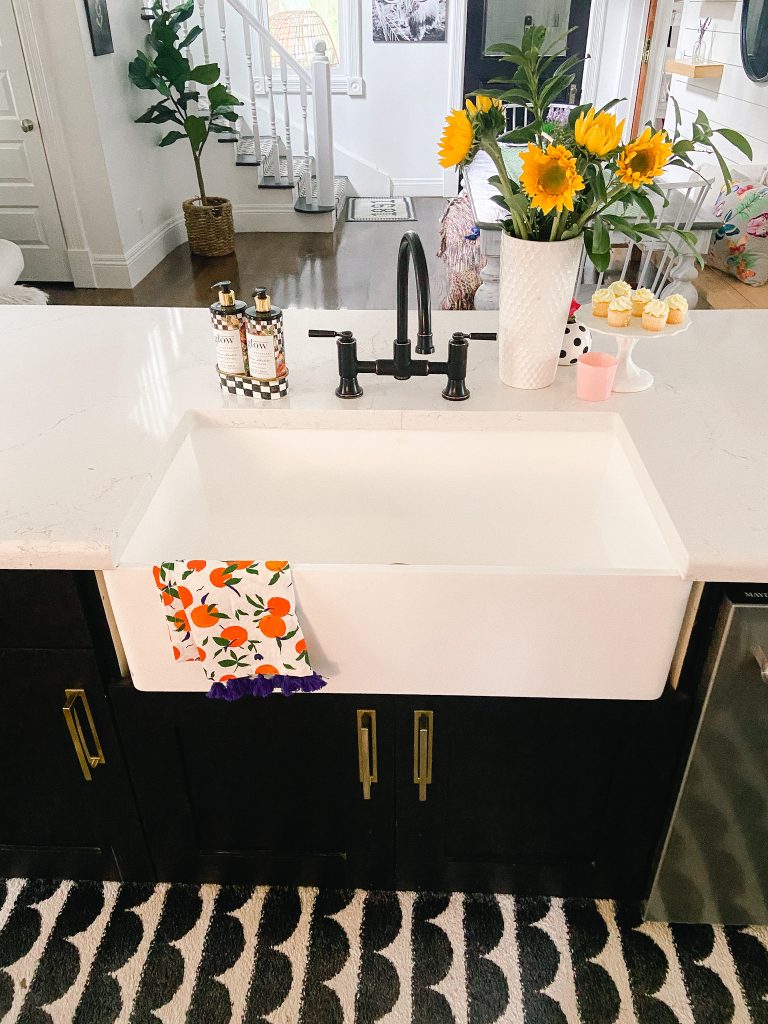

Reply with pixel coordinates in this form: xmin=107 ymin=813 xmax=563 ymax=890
xmin=62 ymin=688 xmax=106 ymax=782
xmin=413 ymin=709 xmax=433 ymax=802
xmin=357 ymin=709 xmax=378 ymax=800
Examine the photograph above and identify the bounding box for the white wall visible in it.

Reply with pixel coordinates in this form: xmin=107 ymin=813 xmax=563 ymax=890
xmin=665 ymin=0 xmax=768 ymax=165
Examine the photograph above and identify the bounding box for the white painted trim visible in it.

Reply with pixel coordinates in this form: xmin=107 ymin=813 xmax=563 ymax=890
xmin=91 ymin=214 xmax=188 ymax=289
xmin=249 ymin=0 xmax=364 ymax=96
xmin=581 ymin=0 xmax=609 ymax=105
xmin=442 ymin=0 xmax=468 ymax=197
xmin=11 ymin=0 xmax=94 ymax=286
xmin=392 ymin=177 xmax=444 ymax=196
xmin=620 ymin=0 xmax=652 ymax=136
xmin=641 ymin=0 xmax=674 ymax=127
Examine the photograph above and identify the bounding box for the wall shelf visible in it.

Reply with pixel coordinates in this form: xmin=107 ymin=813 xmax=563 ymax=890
xmin=666 ymin=58 xmax=724 ymax=79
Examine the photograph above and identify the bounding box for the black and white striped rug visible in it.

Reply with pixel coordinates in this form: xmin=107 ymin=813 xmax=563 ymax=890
xmin=2 ymin=879 xmax=768 ymax=1023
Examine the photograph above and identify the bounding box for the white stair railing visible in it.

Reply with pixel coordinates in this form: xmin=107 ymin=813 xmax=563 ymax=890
xmin=203 ymin=0 xmax=335 ymax=204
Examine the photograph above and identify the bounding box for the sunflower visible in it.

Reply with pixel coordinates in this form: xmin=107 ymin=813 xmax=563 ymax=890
xmin=574 ymin=107 xmax=624 ymax=157
xmin=465 ymin=95 xmax=503 ymax=117
xmin=438 ymin=108 xmax=474 ymax=168
xmin=616 ymin=127 xmax=673 ymax=188
xmin=520 ymin=143 xmax=585 ymax=215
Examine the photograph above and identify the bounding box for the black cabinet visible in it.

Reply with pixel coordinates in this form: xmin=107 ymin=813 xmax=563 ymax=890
xmin=394 ymin=694 xmax=690 ymax=897
xmin=0 ymin=649 xmax=151 ymax=881
xmin=111 ymin=685 xmax=688 ymax=896
xmin=111 ymin=685 xmax=396 ymax=887
xmin=0 ymin=570 xmax=152 ymax=882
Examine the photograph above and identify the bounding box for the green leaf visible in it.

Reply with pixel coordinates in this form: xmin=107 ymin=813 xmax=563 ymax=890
xmin=189 ymin=62 xmax=221 ymax=85
xmin=184 ymin=114 xmax=207 ymax=151
xmin=212 ymin=636 xmax=231 ymax=647
xmin=630 ymin=189 xmax=655 ymax=221
xmin=155 ymin=48 xmax=190 ymax=88
xmin=159 ymin=130 xmax=186 ymax=146
xmin=499 ymin=124 xmax=538 ymax=144
xmin=269 ymin=573 xmax=280 ymax=585
xmin=179 ymin=25 xmax=203 ymax=49
xmin=592 ymin=215 xmax=610 ymax=254
xmin=714 ymin=128 xmax=753 ymax=160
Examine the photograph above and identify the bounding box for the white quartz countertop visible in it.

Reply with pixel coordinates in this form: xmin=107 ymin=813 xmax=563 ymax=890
xmin=0 ymin=305 xmax=765 ymax=581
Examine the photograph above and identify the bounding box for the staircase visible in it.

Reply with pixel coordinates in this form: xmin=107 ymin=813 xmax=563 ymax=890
xmin=189 ymin=0 xmax=348 ymax=231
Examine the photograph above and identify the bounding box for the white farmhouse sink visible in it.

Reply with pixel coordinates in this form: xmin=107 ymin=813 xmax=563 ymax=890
xmin=104 ymin=410 xmax=691 ymax=699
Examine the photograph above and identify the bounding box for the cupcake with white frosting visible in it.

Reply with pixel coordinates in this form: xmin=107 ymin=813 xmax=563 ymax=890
xmin=630 ymin=288 xmax=655 ymax=317
xmin=642 ymin=298 xmax=670 ymax=332
xmin=608 ymin=280 xmax=632 ymax=299
xmin=607 ymin=295 xmax=632 ymax=328
xmin=665 ymin=293 xmax=688 ymax=324
xmin=591 ymin=287 xmax=613 ymax=318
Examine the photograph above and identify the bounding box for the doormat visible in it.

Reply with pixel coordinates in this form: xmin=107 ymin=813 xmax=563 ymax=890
xmin=2 ymin=879 xmax=768 ymax=1022
xmin=347 ymin=196 xmax=416 ymax=222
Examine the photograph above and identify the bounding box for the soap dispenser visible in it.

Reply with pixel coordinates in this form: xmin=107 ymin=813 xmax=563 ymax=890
xmin=245 ymin=288 xmax=287 ymax=382
xmin=210 ymin=281 xmax=248 ymax=374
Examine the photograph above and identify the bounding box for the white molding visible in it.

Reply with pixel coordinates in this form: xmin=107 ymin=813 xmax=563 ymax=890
xmin=581 ymin=0 xmax=609 ymax=105
xmin=11 ymin=0 xmax=94 ymax=286
xmin=442 ymin=0 xmax=468 ymax=197
xmin=619 ymin=0 xmax=652 ymax=135
xmin=250 ymin=0 xmax=364 ymax=96
xmin=91 ymin=214 xmax=188 ymax=289
xmin=641 ymin=0 xmax=674 ymax=127
xmin=392 ymin=177 xmax=443 ymax=196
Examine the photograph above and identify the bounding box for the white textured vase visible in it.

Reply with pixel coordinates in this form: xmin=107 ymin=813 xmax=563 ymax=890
xmin=498 ymin=234 xmax=584 ymax=389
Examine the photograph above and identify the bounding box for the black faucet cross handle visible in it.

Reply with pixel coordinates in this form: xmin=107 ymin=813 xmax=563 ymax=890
xmin=451 ymin=331 xmax=498 ymax=341
xmin=308 ymin=329 xmax=354 ymax=338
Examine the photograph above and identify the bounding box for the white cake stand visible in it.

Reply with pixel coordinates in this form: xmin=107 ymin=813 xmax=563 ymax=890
xmin=574 ymin=308 xmax=691 ymax=393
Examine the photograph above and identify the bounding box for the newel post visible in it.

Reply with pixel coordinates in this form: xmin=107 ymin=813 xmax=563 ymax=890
xmin=311 ymin=40 xmax=335 ymax=208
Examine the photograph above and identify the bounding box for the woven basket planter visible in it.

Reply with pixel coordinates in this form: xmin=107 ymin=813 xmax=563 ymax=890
xmin=183 ymin=196 xmax=235 ymax=257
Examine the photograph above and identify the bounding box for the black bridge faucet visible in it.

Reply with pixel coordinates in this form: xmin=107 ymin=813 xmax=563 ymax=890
xmin=309 ymin=231 xmax=496 ymax=401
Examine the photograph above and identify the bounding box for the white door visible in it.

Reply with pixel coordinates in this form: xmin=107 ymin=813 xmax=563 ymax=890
xmin=0 ymin=2 xmax=71 ymax=281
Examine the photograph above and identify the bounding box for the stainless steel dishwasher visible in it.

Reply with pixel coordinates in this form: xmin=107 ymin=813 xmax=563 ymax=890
xmin=647 ymin=586 xmax=768 ymax=924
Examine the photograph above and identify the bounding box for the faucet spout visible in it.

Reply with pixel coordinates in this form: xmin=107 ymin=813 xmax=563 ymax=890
xmin=396 ymin=231 xmax=434 ymax=355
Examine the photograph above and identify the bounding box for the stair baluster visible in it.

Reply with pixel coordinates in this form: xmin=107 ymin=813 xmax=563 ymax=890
xmin=217 ymin=0 xmax=231 ymax=91
xmin=299 ymin=78 xmax=310 ymax=201
xmin=280 ymin=57 xmax=294 ymax=186
xmin=243 ymin=21 xmax=262 ymax=163
xmin=196 ymin=0 xmax=210 ymax=64
xmin=266 ymin=59 xmax=278 ymax=180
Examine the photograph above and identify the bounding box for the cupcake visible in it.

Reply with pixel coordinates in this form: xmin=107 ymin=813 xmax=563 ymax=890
xmin=591 ymin=287 xmax=613 ymax=317
xmin=630 ymin=288 xmax=655 ymax=317
xmin=608 ymin=280 xmax=632 ymax=299
xmin=607 ymin=295 xmax=632 ymax=328
xmin=665 ymin=293 xmax=689 ymax=324
xmin=642 ymin=298 xmax=670 ymax=332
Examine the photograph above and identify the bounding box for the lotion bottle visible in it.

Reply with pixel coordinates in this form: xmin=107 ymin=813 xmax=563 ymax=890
xmin=210 ymin=281 xmax=248 ymax=374
xmin=245 ymin=288 xmax=287 ymax=381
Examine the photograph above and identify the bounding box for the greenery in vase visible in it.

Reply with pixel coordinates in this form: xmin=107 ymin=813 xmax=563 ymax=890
xmin=438 ymin=24 xmax=752 ymax=271
xmin=129 ymin=0 xmax=242 ymax=204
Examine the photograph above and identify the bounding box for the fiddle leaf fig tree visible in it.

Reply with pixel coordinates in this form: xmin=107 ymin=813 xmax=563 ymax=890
xmin=129 ymin=0 xmax=242 ymax=204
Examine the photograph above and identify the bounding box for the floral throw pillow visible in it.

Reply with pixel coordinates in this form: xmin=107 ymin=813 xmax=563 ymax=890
xmin=707 ymin=181 xmax=768 ymax=286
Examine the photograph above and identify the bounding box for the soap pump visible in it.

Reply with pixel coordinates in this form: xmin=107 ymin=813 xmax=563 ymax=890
xmin=245 ymin=288 xmax=287 ymax=382
xmin=210 ymin=281 xmax=248 ymax=374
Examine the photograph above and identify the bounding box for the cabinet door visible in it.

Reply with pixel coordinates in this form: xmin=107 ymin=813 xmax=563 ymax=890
xmin=0 ymin=650 xmax=151 ymax=880
xmin=111 ymin=685 xmax=396 ymax=888
xmin=395 ymin=697 xmax=633 ymax=895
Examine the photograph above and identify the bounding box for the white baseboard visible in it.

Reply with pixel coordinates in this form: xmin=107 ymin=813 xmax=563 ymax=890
xmin=391 ymin=178 xmax=444 ymax=197
xmin=234 ymin=204 xmax=337 ymax=233
xmin=91 ymin=214 xmax=187 ymax=289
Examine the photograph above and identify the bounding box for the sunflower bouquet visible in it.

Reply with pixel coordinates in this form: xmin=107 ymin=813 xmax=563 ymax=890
xmin=438 ymin=25 xmax=752 ymax=271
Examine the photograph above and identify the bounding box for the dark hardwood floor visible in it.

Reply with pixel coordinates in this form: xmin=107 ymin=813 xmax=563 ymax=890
xmin=44 ymin=198 xmax=447 ymax=309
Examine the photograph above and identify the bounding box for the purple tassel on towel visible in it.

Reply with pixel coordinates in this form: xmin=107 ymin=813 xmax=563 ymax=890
xmin=206 ymin=672 xmax=326 ymax=701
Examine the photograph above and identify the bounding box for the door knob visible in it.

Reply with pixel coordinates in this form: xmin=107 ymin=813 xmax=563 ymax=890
xmin=20 ymin=119 xmax=35 ymax=133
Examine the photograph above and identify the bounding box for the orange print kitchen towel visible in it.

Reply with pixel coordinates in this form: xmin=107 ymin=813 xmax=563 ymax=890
xmin=154 ymin=560 xmax=325 ymax=700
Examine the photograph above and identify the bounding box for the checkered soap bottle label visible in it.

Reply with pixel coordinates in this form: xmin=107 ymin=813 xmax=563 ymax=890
xmin=215 ymin=326 xmax=247 ymax=374
xmin=246 ymin=319 xmax=286 ymax=381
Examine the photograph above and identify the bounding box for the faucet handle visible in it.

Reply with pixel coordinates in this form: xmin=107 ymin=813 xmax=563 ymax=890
xmin=308 ymin=329 xmax=343 ymax=337
xmin=450 ymin=331 xmax=497 ymax=341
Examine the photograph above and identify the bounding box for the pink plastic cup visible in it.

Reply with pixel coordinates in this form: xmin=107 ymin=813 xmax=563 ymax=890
xmin=576 ymin=352 xmax=618 ymax=402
